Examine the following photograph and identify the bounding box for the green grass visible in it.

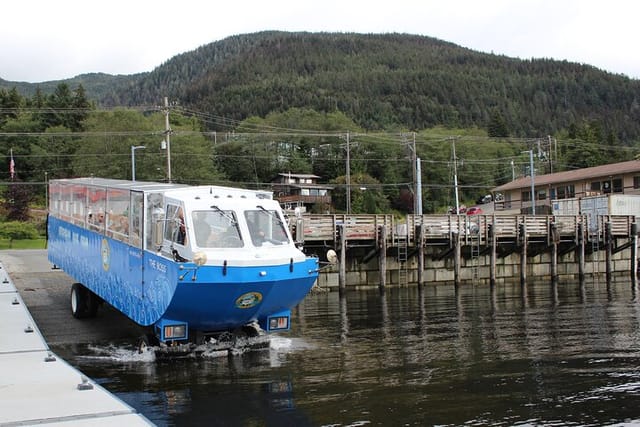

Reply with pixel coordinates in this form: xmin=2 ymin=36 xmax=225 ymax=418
xmin=0 ymin=239 xmax=47 ymax=250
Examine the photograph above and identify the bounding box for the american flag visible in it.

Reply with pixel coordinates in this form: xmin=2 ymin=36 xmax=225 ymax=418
xmin=9 ymin=149 xmax=15 ymax=180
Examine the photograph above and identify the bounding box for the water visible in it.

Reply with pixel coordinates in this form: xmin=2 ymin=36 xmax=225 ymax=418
xmin=54 ymin=280 xmax=640 ymax=426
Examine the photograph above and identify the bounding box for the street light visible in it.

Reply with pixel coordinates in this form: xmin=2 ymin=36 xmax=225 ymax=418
xmin=131 ymin=145 xmax=146 ymax=181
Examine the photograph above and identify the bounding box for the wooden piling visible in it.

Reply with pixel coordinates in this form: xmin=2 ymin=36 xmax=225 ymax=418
xmin=631 ymin=222 xmax=638 ymax=285
xmin=339 ymin=224 xmax=346 ymax=294
xmin=605 ymin=221 xmax=613 ymax=283
xmin=378 ymin=225 xmax=387 ymax=291
xmin=578 ymin=222 xmax=585 ymax=283
xmin=490 ymin=217 xmax=496 ymax=287
xmin=417 ymin=224 xmax=424 ymax=288
xmin=520 ymin=222 xmax=527 ymax=286
xmin=550 ymin=222 xmax=558 ymax=285
xmin=454 ymin=230 xmax=461 ymax=287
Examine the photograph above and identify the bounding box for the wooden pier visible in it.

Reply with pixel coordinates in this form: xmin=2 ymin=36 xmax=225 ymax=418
xmin=292 ymin=214 xmax=639 ymax=289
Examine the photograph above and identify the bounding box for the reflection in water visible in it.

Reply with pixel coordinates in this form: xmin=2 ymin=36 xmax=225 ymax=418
xmin=58 ymin=279 xmax=640 ymax=426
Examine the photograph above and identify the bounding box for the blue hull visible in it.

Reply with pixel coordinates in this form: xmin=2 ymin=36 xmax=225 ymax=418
xmin=48 ymin=216 xmax=318 ymax=331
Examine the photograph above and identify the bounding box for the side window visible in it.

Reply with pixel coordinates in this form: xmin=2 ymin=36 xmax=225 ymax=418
xmin=130 ymin=192 xmax=143 ymax=248
xmin=87 ymin=187 xmax=106 ymax=233
xmin=164 ymin=204 xmax=186 ymax=245
xmin=106 ymin=189 xmax=130 ymax=242
xmin=145 ymin=193 xmax=164 ymax=250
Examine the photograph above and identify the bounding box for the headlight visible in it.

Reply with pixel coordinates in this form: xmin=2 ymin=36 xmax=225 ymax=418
xmin=193 ymin=251 xmax=207 ymax=266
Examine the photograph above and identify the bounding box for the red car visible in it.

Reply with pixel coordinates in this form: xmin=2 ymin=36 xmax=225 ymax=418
xmin=466 ymin=207 xmax=483 ymax=215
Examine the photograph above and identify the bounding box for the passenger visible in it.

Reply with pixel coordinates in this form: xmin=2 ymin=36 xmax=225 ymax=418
xmin=118 ymin=216 xmax=129 ymax=234
xmin=176 ymin=208 xmax=187 ymax=245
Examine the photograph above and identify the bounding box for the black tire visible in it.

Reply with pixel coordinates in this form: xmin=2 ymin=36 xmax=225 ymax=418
xmin=70 ymin=283 xmax=99 ymax=319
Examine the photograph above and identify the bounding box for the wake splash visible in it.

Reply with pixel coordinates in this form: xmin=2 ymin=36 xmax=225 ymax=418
xmin=79 ymin=334 xmax=313 ymax=363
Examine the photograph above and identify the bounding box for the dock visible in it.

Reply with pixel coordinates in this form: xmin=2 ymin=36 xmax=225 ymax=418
xmin=0 ymin=255 xmax=152 ymax=426
xmin=294 ymin=214 xmax=639 ymax=289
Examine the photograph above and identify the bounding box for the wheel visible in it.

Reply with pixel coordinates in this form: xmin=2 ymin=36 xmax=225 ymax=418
xmin=70 ymin=283 xmax=99 ymax=319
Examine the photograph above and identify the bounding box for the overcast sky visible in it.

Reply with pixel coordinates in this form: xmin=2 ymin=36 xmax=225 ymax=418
xmin=3 ymin=0 xmax=639 ymax=83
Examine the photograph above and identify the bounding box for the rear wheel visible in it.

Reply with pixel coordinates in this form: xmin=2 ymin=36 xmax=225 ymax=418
xmin=70 ymin=283 xmax=99 ymax=319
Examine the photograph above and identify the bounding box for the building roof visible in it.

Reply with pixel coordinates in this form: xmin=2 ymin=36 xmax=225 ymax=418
xmin=274 ymin=173 xmax=321 ymax=180
xmin=494 ymin=160 xmax=640 ymax=192
xmin=278 ymin=183 xmax=335 ymax=190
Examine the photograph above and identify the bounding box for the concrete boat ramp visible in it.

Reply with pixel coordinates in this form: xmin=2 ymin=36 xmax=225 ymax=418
xmin=0 ymin=250 xmax=152 ymax=426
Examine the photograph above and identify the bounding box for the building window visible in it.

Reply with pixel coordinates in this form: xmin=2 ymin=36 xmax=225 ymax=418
xmin=554 ymin=185 xmax=575 ymax=200
xmin=567 ymin=185 xmax=575 ymax=198
xmin=536 ymin=190 xmax=547 ymax=200
xmin=613 ymin=178 xmax=623 ymax=193
xmin=522 ymin=191 xmax=531 ymax=202
xmin=591 ymin=181 xmax=601 ymax=191
xmin=602 ymin=181 xmax=611 ymax=194
xmin=634 ymin=176 xmax=640 ymax=189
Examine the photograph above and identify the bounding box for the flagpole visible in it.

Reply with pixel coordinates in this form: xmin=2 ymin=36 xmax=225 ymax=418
xmin=9 ymin=148 xmax=15 ymax=181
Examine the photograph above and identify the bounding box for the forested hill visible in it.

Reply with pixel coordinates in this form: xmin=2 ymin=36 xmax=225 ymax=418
xmin=100 ymin=31 xmax=640 ymax=140
xmin=4 ymin=31 xmax=640 ymax=139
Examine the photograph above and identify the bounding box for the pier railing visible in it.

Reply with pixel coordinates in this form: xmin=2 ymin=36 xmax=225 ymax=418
xmin=297 ymin=214 xmax=636 ymax=247
xmin=300 ymin=214 xmax=395 ymax=243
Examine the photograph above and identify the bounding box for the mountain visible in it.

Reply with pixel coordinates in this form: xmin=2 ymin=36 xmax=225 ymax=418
xmin=3 ymin=31 xmax=640 ymax=139
xmin=0 ymin=73 xmax=142 ymax=103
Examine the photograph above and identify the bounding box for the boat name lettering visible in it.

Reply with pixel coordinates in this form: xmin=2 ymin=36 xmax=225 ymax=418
xmin=149 ymin=259 xmax=167 ymax=273
xmin=129 ymin=248 xmax=142 ymax=259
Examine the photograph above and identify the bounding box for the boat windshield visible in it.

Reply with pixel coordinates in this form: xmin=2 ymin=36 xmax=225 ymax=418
xmin=191 ymin=210 xmax=243 ymax=248
xmin=244 ymin=209 xmax=290 ymax=246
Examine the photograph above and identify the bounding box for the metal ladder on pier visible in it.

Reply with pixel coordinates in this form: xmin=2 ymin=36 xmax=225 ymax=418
xmin=396 ymin=233 xmax=408 ymax=285
xmin=469 ymin=233 xmax=481 ymax=281
xmin=590 ymin=228 xmax=600 ymax=276
xmin=465 ymin=217 xmax=481 ymax=281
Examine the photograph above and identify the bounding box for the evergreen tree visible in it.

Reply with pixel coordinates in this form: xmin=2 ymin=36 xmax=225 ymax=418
xmin=487 ymin=110 xmax=509 ymax=137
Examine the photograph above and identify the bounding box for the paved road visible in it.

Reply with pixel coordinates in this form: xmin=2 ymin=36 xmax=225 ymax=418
xmin=0 ymin=249 xmax=145 ymax=347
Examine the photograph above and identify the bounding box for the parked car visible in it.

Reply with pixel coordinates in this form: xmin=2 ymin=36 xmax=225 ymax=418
xmin=476 ymin=194 xmax=493 ymax=204
xmin=448 ymin=205 xmax=467 ymax=214
xmin=466 ymin=207 xmax=483 ymax=215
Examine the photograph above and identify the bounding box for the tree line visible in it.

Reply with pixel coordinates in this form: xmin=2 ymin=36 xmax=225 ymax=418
xmin=2 ymin=83 xmax=637 ymax=220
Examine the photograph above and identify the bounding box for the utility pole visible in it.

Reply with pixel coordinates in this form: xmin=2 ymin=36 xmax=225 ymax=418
xmin=530 ymin=149 xmax=536 ymax=216
xmin=405 ymin=132 xmax=422 ymax=215
xmin=452 ymin=137 xmax=460 ymax=214
xmin=522 ymin=150 xmax=535 ymax=215
xmin=163 ymin=97 xmax=172 ymax=183
xmin=345 ymin=131 xmax=351 ymax=214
